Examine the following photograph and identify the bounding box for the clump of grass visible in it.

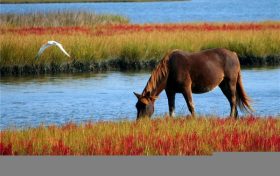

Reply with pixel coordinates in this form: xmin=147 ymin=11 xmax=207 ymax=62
xmin=1 ymin=116 xmax=279 ymax=155
xmin=1 ymin=23 xmax=280 ymax=75
xmin=0 ymin=11 xmax=129 ymax=27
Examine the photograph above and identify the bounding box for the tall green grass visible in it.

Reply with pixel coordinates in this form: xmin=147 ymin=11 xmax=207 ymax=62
xmin=1 ymin=29 xmax=280 ymax=75
xmin=0 ymin=11 xmax=129 ymax=27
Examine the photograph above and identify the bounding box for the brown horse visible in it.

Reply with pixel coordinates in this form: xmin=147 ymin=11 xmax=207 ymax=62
xmin=134 ymin=48 xmax=252 ymax=119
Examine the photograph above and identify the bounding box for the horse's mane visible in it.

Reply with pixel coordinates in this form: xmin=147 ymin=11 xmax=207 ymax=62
xmin=142 ymin=50 xmax=175 ymax=96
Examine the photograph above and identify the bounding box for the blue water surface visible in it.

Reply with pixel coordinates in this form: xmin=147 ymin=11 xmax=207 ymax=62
xmin=0 ymin=0 xmax=279 ymax=23
xmin=1 ymin=68 xmax=279 ymax=129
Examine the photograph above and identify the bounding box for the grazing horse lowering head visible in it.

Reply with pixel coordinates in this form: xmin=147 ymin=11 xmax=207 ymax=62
xmin=133 ymin=48 xmax=253 ymax=120
xmin=134 ymin=92 xmax=158 ymax=119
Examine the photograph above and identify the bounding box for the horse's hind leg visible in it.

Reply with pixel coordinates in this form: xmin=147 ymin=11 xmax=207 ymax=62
xmin=166 ymin=90 xmax=176 ymax=117
xmin=182 ymin=85 xmax=195 ymax=117
xmin=219 ymin=79 xmax=238 ymax=118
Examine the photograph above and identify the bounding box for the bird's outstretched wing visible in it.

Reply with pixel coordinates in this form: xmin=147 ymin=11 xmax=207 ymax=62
xmin=35 ymin=41 xmax=70 ymax=60
xmin=35 ymin=43 xmax=51 ymax=60
xmin=54 ymin=42 xmax=70 ymax=58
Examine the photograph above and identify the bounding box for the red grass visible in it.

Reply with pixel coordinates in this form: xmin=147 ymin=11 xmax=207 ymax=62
xmin=51 ymin=140 xmax=73 ymax=155
xmin=0 ymin=26 xmax=92 ymax=35
xmin=1 ymin=116 xmax=280 ymax=155
xmin=0 ymin=143 xmax=13 ymax=155
xmin=1 ymin=23 xmax=280 ymax=35
xmin=102 ymin=23 xmax=280 ymax=34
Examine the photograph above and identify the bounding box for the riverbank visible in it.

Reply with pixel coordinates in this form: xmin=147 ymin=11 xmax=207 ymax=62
xmin=0 ymin=0 xmax=185 ymax=3
xmin=1 ymin=22 xmax=280 ymax=75
xmin=1 ymin=116 xmax=279 ymax=155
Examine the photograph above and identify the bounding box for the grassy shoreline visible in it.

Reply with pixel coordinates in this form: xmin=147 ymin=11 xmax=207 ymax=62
xmin=1 ymin=55 xmax=279 ymax=76
xmin=0 ymin=0 xmax=186 ymax=4
xmin=1 ymin=24 xmax=280 ymax=75
xmin=1 ymin=116 xmax=279 ymax=155
xmin=1 ymin=13 xmax=280 ymax=75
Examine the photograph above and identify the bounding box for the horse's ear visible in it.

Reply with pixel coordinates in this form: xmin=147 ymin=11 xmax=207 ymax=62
xmin=133 ymin=92 xmax=141 ymax=99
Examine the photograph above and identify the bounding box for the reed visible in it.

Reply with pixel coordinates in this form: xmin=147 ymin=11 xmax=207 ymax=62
xmin=1 ymin=23 xmax=280 ymax=75
xmin=1 ymin=116 xmax=279 ymax=155
xmin=0 ymin=11 xmax=129 ymax=27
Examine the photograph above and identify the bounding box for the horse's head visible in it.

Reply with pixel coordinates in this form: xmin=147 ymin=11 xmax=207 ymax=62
xmin=134 ymin=92 xmax=158 ymax=119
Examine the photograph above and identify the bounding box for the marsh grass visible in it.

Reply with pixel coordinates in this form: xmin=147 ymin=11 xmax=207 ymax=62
xmin=1 ymin=116 xmax=279 ymax=155
xmin=1 ymin=27 xmax=280 ymax=75
xmin=0 ymin=11 xmax=129 ymax=27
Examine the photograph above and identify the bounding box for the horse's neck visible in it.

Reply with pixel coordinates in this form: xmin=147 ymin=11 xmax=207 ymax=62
xmin=142 ymin=78 xmax=166 ymax=97
xmin=142 ymin=62 xmax=169 ymax=97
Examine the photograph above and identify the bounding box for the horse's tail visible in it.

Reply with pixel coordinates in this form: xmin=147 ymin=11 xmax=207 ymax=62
xmin=236 ymin=71 xmax=253 ymax=113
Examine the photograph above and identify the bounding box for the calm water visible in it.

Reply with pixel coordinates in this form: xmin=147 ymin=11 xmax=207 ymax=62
xmin=0 ymin=0 xmax=279 ymax=23
xmin=0 ymin=68 xmax=280 ymax=129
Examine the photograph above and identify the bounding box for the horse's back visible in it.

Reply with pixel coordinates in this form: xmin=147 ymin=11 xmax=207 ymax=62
xmin=167 ymin=48 xmax=240 ymax=93
xmin=169 ymin=48 xmax=240 ymax=75
xmin=197 ymin=48 xmax=241 ymax=79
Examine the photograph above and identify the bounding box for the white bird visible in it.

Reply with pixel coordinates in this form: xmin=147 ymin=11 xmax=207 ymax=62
xmin=35 ymin=41 xmax=70 ymax=60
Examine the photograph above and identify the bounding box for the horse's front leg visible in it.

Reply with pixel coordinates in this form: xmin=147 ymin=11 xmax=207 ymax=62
xmin=166 ymin=90 xmax=176 ymax=117
xmin=182 ymin=85 xmax=195 ymax=117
